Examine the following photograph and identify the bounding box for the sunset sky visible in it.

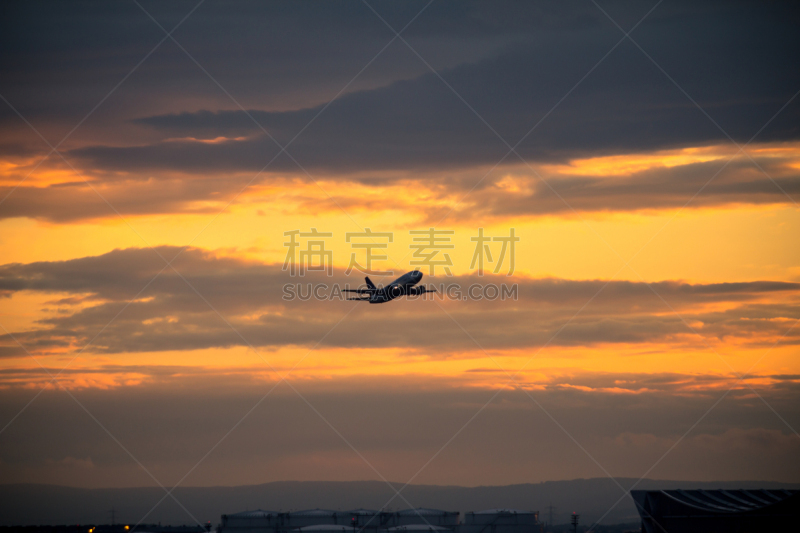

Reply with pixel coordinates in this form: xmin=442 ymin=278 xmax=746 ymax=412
xmin=1 ymin=0 xmax=799 ymax=504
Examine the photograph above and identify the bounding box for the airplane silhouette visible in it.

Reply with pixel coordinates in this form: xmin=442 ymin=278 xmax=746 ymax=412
xmin=344 ymin=270 xmax=436 ymax=304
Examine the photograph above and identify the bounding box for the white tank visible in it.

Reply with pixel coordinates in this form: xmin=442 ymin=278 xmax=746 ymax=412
xmin=287 ymin=510 xmax=344 ymax=528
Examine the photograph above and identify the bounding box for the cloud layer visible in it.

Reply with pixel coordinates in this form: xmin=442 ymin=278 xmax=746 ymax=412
xmin=1 ymin=246 xmax=798 ymax=356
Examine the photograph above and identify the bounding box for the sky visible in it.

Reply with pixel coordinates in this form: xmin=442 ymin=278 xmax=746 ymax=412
xmin=1 ymin=0 xmax=799 ymax=508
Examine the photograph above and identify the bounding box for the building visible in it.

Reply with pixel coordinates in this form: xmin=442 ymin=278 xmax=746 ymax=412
xmin=218 ymin=509 xmax=538 ymax=533
xmin=220 ymin=510 xmax=281 ymax=533
xmin=631 ymin=489 xmax=798 ymax=533
xmin=287 ymin=511 xmax=344 ymax=529
xmin=387 ymin=527 xmax=449 ymax=533
xmin=346 ymin=509 xmax=394 ymax=531
xmin=393 ymin=510 xmax=459 ymax=528
xmin=461 ymin=509 xmax=539 ymax=533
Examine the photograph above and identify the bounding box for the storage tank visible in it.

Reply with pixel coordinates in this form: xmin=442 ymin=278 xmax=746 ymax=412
xmin=394 ymin=509 xmax=459 ymax=527
xmin=294 ymin=526 xmax=356 ymax=533
xmin=346 ymin=509 xmax=394 ymax=529
xmin=388 ymin=526 xmax=450 ymax=533
xmin=287 ymin=510 xmax=344 ymax=528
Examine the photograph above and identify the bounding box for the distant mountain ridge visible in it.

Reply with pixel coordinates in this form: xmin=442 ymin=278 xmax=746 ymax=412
xmin=1 ymin=479 xmax=798 ymax=527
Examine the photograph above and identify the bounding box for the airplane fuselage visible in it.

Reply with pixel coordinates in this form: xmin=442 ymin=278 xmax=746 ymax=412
xmin=345 ymin=270 xmax=435 ymax=304
xmin=368 ymin=270 xmax=425 ymax=304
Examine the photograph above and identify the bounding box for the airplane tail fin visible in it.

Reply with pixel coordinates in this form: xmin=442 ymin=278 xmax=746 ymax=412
xmin=365 ymin=276 xmax=377 ymax=290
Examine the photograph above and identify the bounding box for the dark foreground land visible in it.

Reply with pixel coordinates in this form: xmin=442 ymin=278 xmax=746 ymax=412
xmin=0 ymin=528 xmax=207 ymax=533
xmin=0 ymin=525 xmax=641 ymax=533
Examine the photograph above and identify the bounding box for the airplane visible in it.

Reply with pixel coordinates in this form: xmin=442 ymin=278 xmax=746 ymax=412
xmin=344 ymin=270 xmax=436 ymax=304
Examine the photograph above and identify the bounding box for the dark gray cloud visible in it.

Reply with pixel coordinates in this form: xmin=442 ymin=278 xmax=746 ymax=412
xmin=0 ymin=0 xmax=528 ymax=145
xmin=72 ymin=32 xmax=800 ymax=175
xmin=1 ymin=247 xmax=798 ymax=356
xmin=3 ymin=1 xmax=798 ymax=169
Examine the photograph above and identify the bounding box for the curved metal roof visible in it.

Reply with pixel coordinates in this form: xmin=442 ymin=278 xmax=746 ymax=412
xmin=471 ymin=509 xmax=533 ymax=515
xmin=226 ymin=509 xmax=279 ymax=517
xmin=396 ymin=508 xmax=453 ymax=516
xmin=348 ymin=509 xmax=380 ymax=515
xmin=657 ymin=489 xmax=797 ymax=513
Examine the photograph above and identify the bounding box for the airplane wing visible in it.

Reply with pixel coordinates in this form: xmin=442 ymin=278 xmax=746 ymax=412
xmin=343 ymin=288 xmax=376 ymax=294
xmin=408 ymin=286 xmax=437 ymax=295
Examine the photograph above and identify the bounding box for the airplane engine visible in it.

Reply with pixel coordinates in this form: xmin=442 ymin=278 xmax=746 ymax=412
xmin=391 ymin=285 xmax=403 ymax=297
